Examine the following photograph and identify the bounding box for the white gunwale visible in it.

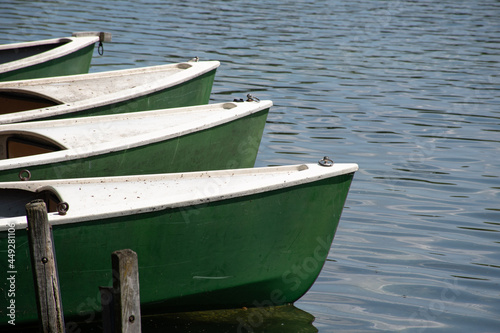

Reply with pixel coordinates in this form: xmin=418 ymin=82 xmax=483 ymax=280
xmin=0 ymin=162 xmax=358 ymax=230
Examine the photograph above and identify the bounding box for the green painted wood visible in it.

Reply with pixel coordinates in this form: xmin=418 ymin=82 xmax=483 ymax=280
xmin=0 ymin=108 xmax=268 ymax=182
xmin=0 ymin=172 xmax=354 ymax=326
xmin=0 ymin=43 xmax=95 ymax=82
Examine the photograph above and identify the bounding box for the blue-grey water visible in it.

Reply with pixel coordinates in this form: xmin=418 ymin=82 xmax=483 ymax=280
xmin=1 ymin=0 xmax=499 ymax=332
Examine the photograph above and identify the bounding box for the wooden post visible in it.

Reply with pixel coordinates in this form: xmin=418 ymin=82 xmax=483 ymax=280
xmin=99 ymin=286 xmax=115 ymax=333
xmin=112 ymin=249 xmax=141 ymax=333
xmin=26 ymin=199 xmax=65 ymax=333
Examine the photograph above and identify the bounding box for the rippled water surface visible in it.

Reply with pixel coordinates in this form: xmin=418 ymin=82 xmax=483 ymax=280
xmin=1 ymin=0 xmax=499 ymax=332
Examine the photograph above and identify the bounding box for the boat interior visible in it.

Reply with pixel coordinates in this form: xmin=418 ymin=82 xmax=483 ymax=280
xmin=0 ymin=91 xmax=60 ymax=114
xmin=0 ymin=39 xmax=69 ymax=64
xmin=0 ymin=133 xmax=63 ymax=159
xmin=0 ymin=188 xmax=61 ymax=218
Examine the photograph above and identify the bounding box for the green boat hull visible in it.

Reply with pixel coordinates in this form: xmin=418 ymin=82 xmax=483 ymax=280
xmin=0 ymin=172 xmax=354 ymax=326
xmin=0 ymin=43 xmax=95 ymax=82
xmin=0 ymin=109 xmax=268 ymax=182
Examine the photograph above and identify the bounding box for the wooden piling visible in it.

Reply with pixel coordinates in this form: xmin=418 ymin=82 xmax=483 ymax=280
xmin=100 ymin=286 xmax=115 ymax=333
xmin=111 ymin=249 xmax=141 ymax=333
xmin=26 ymin=199 xmax=65 ymax=333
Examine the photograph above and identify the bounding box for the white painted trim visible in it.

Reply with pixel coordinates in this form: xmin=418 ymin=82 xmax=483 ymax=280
xmin=0 ymin=162 xmax=359 ymax=230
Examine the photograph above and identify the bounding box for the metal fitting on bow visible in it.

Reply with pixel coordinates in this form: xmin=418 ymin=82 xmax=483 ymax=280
xmin=246 ymin=94 xmax=260 ymax=102
xmin=318 ymin=156 xmax=334 ymax=167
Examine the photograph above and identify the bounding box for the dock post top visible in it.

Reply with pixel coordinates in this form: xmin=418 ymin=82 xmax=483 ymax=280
xmin=72 ymin=31 xmax=112 ymax=42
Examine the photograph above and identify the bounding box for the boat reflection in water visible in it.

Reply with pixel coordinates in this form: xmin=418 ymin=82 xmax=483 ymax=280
xmin=142 ymin=305 xmax=317 ymax=332
xmin=109 ymin=305 xmax=318 ymax=333
xmin=10 ymin=305 xmax=318 ymax=333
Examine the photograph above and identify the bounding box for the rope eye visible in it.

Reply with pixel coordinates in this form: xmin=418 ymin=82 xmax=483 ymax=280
xmin=57 ymin=202 xmax=70 ymax=215
xmin=246 ymin=94 xmax=260 ymax=102
xmin=318 ymin=156 xmax=334 ymax=167
xmin=18 ymin=169 xmax=31 ymax=181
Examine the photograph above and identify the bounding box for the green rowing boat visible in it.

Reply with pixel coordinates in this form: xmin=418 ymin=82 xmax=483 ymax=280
xmin=0 ymin=33 xmax=110 ymax=82
xmin=0 ymin=100 xmax=271 ymax=181
xmin=0 ymin=161 xmax=358 ymax=327
xmin=0 ymin=60 xmax=219 ymax=124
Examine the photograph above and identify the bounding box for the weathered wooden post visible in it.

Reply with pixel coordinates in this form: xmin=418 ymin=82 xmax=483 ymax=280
xmin=26 ymin=199 xmax=65 ymax=333
xmin=107 ymin=249 xmax=141 ymax=333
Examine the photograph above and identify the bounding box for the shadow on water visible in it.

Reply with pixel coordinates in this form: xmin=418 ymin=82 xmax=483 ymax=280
xmin=141 ymin=305 xmax=317 ymax=333
xmin=11 ymin=305 xmax=317 ymax=333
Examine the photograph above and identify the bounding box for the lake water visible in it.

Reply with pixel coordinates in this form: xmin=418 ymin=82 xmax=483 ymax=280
xmin=1 ymin=0 xmax=499 ymax=332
